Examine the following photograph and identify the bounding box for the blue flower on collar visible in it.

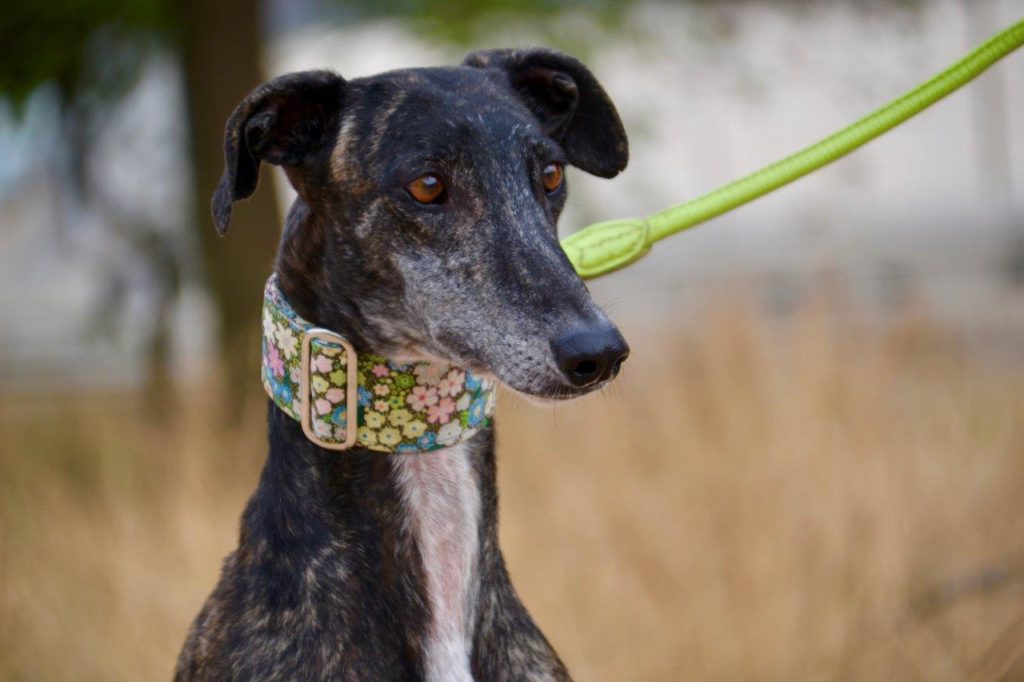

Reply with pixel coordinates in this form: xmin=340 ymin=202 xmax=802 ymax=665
xmin=330 ymin=405 xmax=348 ymax=427
xmin=273 ymin=380 xmax=292 ymax=404
xmin=467 ymin=396 xmax=487 ymax=427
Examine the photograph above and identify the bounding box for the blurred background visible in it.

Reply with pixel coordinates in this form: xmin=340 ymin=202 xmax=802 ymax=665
xmin=2 ymin=0 xmax=1023 ymax=679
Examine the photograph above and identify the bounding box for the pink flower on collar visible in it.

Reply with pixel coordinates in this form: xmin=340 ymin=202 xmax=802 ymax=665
xmin=267 ymin=345 xmax=285 ymax=378
xmin=414 ymin=363 xmax=448 ymax=386
xmin=312 ymin=354 xmax=334 ymax=373
xmin=427 ymin=397 xmax=455 ymax=424
xmin=437 ymin=369 xmax=466 ymax=397
xmin=407 ymin=385 xmax=438 ymax=412
xmin=371 ymin=364 xmax=390 ymax=378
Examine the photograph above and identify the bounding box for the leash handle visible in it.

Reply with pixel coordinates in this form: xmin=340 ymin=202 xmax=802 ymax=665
xmin=562 ymin=18 xmax=1024 ymax=280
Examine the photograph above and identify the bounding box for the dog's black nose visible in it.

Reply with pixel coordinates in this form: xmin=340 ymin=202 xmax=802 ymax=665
xmin=550 ymin=324 xmax=630 ymax=388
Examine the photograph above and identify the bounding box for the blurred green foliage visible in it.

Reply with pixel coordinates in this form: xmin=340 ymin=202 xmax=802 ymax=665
xmin=0 ymin=0 xmax=633 ymax=113
xmin=343 ymin=0 xmax=629 ymax=45
xmin=1 ymin=0 xmax=169 ymax=110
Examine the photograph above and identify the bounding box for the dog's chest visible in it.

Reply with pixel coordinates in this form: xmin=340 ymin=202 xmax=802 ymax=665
xmin=392 ymin=443 xmax=481 ymax=681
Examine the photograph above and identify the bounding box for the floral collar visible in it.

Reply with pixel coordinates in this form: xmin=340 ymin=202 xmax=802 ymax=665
xmin=261 ymin=276 xmax=497 ymax=453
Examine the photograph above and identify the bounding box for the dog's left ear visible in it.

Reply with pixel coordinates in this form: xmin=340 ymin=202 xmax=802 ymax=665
xmin=463 ymin=48 xmax=628 ymax=178
xmin=212 ymin=70 xmax=346 ymax=235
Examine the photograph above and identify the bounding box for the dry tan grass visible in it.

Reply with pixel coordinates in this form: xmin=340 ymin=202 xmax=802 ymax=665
xmin=2 ymin=300 xmax=1023 ymax=681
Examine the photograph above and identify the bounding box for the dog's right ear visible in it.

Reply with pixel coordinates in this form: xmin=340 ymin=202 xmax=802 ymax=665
xmin=212 ymin=70 xmax=346 ymax=235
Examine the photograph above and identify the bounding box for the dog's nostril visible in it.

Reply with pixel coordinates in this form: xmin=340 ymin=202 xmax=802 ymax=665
xmin=611 ymin=356 xmax=625 ymax=376
xmin=551 ymin=324 xmax=630 ymax=389
xmin=572 ymin=359 xmax=599 ymax=378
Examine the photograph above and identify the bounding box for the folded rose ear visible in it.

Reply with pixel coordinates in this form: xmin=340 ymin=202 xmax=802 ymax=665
xmin=212 ymin=70 xmax=346 ymax=235
xmin=463 ymin=48 xmax=628 ymax=178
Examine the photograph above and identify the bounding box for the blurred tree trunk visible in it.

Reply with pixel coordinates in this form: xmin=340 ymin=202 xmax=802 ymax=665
xmin=176 ymin=0 xmax=281 ymax=412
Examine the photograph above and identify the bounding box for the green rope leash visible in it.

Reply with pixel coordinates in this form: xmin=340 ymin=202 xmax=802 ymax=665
xmin=563 ymin=19 xmax=1024 ymax=280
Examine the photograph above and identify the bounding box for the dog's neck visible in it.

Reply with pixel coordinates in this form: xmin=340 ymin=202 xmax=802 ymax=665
xmin=256 ymin=405 xmax=492 ymax=679
xmin=251 ymin=199 xmax=494 ymax=678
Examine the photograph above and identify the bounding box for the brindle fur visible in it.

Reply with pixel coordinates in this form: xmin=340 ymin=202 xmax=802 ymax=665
xmin=176 ymin=48 xmax=629 ymax=681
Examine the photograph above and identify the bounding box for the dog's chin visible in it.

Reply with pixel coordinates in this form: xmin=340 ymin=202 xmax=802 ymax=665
xmin=499 ymin=377 xmax=612 ymax=406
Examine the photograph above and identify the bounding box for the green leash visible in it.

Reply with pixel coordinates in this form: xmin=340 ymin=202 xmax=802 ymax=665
xmin=563 ymin=19 xmax=1024 ymax=280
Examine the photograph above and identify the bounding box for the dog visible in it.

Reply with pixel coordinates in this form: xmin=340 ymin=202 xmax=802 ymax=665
xmin=175 ymin=48 xmax=630 ymax=681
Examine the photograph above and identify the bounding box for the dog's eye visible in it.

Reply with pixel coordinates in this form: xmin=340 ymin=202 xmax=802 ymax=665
xmin=542 ymin=163 xmax=564 ymax=192
xmin=407 ymin=175 xmax=446 ymax=204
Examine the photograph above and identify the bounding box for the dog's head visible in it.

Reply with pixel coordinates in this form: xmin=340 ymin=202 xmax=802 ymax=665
xmin=213 ymin=48 xmax=629 ymax=399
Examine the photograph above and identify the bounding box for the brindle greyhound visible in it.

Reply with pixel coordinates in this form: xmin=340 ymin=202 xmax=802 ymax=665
xmin=175 ymin=48 xmax=630 ymax=681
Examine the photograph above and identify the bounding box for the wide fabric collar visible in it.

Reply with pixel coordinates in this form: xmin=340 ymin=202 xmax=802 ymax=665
xmin=261 ymin=276 xmax=497 ymax=453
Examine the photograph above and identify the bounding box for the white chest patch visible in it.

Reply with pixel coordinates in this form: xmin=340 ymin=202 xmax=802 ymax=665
xmin=392 ymin=443 xmax=481 ymax=682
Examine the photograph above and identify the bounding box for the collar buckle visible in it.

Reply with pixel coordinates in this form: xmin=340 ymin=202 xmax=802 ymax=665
xmin=300 ymin=327 xmax=359 ymax=450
